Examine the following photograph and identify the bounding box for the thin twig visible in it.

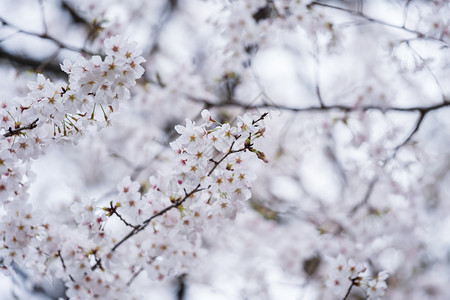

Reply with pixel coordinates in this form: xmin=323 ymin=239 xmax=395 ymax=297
xmin=308 ymin=1 xmax=448 ymax=47
xmin=313 ymin=49 xmax=325 ymax=108
xmin=127 ymin=266 xmax=144 ymax=286
xmin=0 ymin=16 xmax=95 ymax=55
xmin=393 ymin=111 xmax=426 ymax=154
xmin=404 ymin=41 xmax=446 ymax=101
xmin=57 ymin=251 xmax=74 ymax=282
xmin=208 ymin=142 xmax=237 ymax=176
xmin=61 ymin=0 xmax=91 ymax=25
xmin=92 ymin=114 xmax=268 ymax=271
xmin=4 ymin=119 xmax=39 ymax=137
xmin=252 ymin=112 xmax=268 ymax=125
xmin=349 ymin=177 xmax=378 ymax=215
xmin=110 ymin=184 xmax=203 ymax=255
xmin=36 ymin=48 xmax=61 ymax=74
xmin=402 ymin=0 xmax=412 ymax=28
xmin=109 ymin=202 xmax=138 ymax=229
xmin=342 ymin=278 xmax=356 ymax=300
xmin=88 ymin=184 xmax=203 ymax=272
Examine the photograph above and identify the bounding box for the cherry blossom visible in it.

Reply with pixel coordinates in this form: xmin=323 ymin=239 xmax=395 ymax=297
xmin=0 ymin=0 xmax=450 ymax=299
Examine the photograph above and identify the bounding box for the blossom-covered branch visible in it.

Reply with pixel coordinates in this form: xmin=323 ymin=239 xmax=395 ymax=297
xmin=3 ymin=118 xmax=39 ymax=137
xmin=61 ymin=110 xmax=268 ymax=297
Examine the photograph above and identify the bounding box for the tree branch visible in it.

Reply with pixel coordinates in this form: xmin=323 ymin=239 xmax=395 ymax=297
xmin=108 ymin=184 xmax=204 ymax=256
xmin=349 ymin=177 xmax=378 ymax=216
xmin=189 ymin=95 xmax=448 ymax=157
xmin=126 ymin=266 xmax=144 ymax=287
xmin=176 ymin=274 xmax=187 ymax=300
xmin=57 ymin=250 xmax=74 ymax=282
xmin=342 ymin=278 xmax=357 ymax=300
xmin=0 ymin=16 xmax=95 ymax=55
xmin=186 ymin=95 xmax=450 ymax=114
xmin=404 ymin=41 xmax=446 ymax=101
xmin=61 ymin=0 xmax=91 ymax=25
xmin=91 ymin=184 xmax=203 ymax=271
xmin=92 ymin=115 xmax=268 ymax=271
xmin=109 ymin=202 xmax=138 ymax=229
xmin=3 ymin=119 xmax=39 ymax=137
xmin=393 ymin=110 xmax=426 ymax=153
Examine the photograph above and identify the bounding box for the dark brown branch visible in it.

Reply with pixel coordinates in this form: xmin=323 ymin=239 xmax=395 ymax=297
xmin=57 ymin=250 xmax=74 ymax=282
xmin=316 ymin=84 xmax=325 ymax=108
xmin=342 ymin=277 xmax=358 ymax=300
xmin=394 ymin=111 xmax=426 ymax=153
xmin=187 ymin=95 xmax=450 ymax=115
xmin=90 ymin=184 xmax=203 ymax=271
xmin=109 ymin=202 xmax=138 ymax=229
xmin=208 ymin=119 xmax=267 ymax=176
xmin=176 ymin=274 xmax=187 ymax=300
xmin=92 ymin=252 xmax=104 ymax=271
xmin=4 ymin=118 xmax=39 ymax=137
xmin=251 ymin=112 xmax=268 ymax=125
xmin=127 ymin=266 xmax=144 ymax=287
xmin=313 ymin=53 xmax=325 ymax=108
xmin=109 ymin=184 xmax=202 ymax=255
xmin=208 ymin=141 xmax=237 ymax=176
xmin=189 ymin=95 xmax=448 ymax=156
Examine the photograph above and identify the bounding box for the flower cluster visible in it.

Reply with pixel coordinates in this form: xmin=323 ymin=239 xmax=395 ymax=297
xmin=326 ymin=255 xmax=389 ymax=299
xmin=169 ymin=110 xmax=266 ymax=218
xmin=10 ymin=0 xmax=450 ymax=297
xmin=0 ymin=35 xmax=146 ymax=298
xmin=0 ymin=34 xmax=145 ymax=200
xmin=364 ymin=270 xmax=389 ymax=299
xmin=61 ymin=35 xmax=145 ymax=119
xmin=49 ymin=110 xmax=268 ymax=298
xmin=214 ymin=0 xmax=340 ymax=71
